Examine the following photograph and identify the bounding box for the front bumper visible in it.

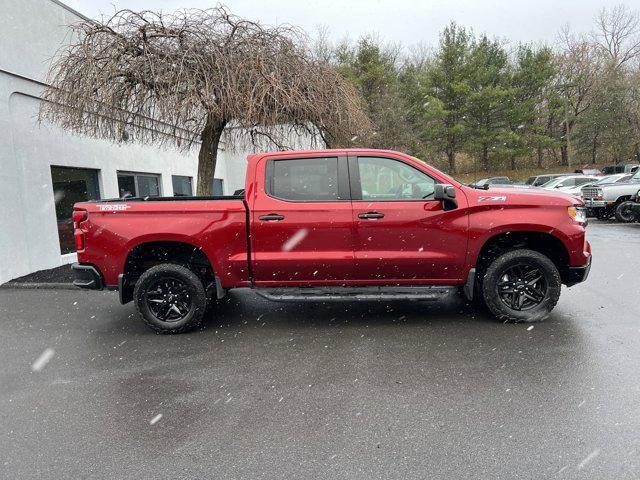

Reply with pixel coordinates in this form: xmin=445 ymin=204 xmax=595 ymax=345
xmin=71 ymin=263 xmax=104 ymax=290
xmin=565 ymin=255 xmax=592 ymax=287
xmin=584 ymin=199 xmax=606 ymax=208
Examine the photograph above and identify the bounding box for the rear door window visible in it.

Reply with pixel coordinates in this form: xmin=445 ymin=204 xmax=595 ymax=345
xmin=268 ymin=158 xmax=339 ymax=201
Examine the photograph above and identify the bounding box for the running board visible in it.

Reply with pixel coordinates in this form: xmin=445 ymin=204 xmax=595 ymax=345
xmin=254 ymin=286 xmax=457 ymax=302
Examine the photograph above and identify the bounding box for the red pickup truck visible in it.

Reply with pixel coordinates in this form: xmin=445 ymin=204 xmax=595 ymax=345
xmin=72 ymin=149 xmax=591 ymax=333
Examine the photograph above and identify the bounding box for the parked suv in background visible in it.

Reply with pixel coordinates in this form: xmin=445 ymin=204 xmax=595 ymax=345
xmin=601 ymin=164 xmax=640 ymax=175
xmin=582 ymin=169 xmax=640 ymax=220
xmin=469 ymin=176 xmax=512 ymax=188
xmin=612 ymin=187 xmax=640 ymax=223
xmin=540 ymin=175 xmax=599 ymax=192
xmin=525 ymin=173 xmax=572 ymax=187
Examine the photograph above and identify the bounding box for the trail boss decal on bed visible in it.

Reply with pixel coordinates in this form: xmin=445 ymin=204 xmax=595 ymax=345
xmin=478 ymin=195 xmax=507 ymax=202
xmin=98 ymin=204 xmax=131 ymax=211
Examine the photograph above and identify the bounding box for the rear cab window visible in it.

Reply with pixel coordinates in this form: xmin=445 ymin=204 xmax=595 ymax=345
xmin=266 ymin=157 xmax=341 ymax=201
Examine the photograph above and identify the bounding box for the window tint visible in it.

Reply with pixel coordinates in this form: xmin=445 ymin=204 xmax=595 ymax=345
xmin=357 ymin=157 xmax=435 ymax=201
xmin=575 ymin=178 xmax=594 ymax=186
xmin=557 ymin=178 xmax=575 ymax=187
xmin=118 ymin=172 xmax=161 ymax=198
xmin=212 ymin=178 xmax=224 ymax=196
xmin=172 ymin=176 xmax=193 ymax=196
xmin=270 ymin=158 xmax=338 ymax=201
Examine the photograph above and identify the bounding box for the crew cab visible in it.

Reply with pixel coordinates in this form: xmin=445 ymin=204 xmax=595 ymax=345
xmin=581 ymin=169 xmax=640 ymax=220
xmin=72 ymin=149 xmax=592 ymax=333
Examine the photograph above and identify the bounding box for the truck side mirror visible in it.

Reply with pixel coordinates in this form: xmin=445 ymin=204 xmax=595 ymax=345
xmin=434 ymin=183 xmax=457 ymax=211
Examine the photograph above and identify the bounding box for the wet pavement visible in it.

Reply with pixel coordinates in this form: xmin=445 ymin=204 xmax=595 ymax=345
xmin=1 ymin=220 xmax=639 ymax=479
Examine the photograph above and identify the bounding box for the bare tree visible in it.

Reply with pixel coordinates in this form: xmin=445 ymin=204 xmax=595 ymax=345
xmin=40 ymin=8 xmax=371 ymax=195
xmin=554 ymin=27 xmax=604 ymax=165
xmin=594 ymin=4 xmax=640 ymax=67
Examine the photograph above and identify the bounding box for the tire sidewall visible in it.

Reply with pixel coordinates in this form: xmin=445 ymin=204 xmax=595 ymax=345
xmin=482 ymin=249 xmax=561 ymax=323
xmin=134 ymin=264 xmax=208 ymax=333
xmin=615 ymin=201 xmax=636 ymax=223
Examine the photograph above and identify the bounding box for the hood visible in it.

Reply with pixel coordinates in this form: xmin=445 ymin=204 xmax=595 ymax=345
xmin=465 ymin=185 xmax=582 ymax=206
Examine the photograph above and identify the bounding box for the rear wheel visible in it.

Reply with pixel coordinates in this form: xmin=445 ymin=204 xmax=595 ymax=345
xmin=482 ymin=249 xmax=561 ymax=323
xmin=614 ymin=201 xmax=637 ymax=223
xmin=134 ymin=263 xmax=208 ymax=334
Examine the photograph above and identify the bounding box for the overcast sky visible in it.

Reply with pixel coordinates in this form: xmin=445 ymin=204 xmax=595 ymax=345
xmin=64 ymin=0 xmax=632 ymax=48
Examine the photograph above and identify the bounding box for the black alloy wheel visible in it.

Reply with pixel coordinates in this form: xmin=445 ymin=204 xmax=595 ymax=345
xmin=145 ymin=277 xmax=193 ymax=322
xmin=496 ymin=264 xmax=547 ymax=311
xmin=133 ymin=263 xmax=208 ymax=334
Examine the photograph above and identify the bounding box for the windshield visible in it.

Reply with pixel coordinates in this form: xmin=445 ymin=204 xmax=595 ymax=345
xmin=595 ymin=175 xmax=620 ymax=185
xmin=632 ymin=170 xmax=640 ymax=182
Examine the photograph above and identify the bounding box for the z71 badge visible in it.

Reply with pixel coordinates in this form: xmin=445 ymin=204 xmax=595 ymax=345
xmin=478 ymin=195 xmax=507 ymax=202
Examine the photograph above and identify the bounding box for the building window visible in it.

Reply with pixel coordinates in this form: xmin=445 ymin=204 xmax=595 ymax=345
xmin=212 ymin=178 xmax=224 ymax=195
xmin=51 ymin=166 xmax=100 ymax=255
xmin=172 ymin=176 xmax=193 ymax=197
xmin=117 ymin=172 xmax=161 ymax=198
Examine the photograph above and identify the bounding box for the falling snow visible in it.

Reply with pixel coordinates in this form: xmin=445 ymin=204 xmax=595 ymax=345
xmin=149 ymin=414 xmax=163 ymax=425
xmin=31 ymin=348 xmax=55 ymax=372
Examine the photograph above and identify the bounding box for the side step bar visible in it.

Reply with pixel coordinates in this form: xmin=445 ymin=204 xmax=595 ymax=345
xmin=254 ymin=286 xmax=458 ymax=302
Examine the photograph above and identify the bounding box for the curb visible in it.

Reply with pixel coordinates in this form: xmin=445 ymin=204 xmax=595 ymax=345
xmin=0 ymin=282 xmax=79 ymax=291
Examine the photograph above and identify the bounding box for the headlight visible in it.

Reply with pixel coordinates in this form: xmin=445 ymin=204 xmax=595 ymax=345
xmin=568 ymin=206 xmax=587 ymax=224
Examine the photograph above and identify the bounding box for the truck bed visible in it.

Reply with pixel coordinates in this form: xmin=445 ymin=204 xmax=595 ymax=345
xmin=74 ymin=197 xmax=250 ymax=288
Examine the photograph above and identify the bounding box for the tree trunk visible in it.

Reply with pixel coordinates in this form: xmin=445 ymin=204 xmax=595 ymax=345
xmin=537 ymin=147 xmax=543 ymax=169
xmin=510 ymin=154 xmax=516 ymax=171
xmin=447 ymin=150 xmax=456 ymax=174
xmin=481 ymin=144 xmax=489 ymax=172
xmin=590 ymin=134 xmax=598 ymax=165
xmin=196 ymin=117 xmax=227 ymax=196
xmin=560 ymin=143 xmax=569 ymax=166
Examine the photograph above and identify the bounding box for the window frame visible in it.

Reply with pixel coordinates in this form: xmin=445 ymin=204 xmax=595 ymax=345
xmin=264 ymin=156 xmax=350 ymax=203
xmin=117 ymin=171 xmax=162 ymax=198
xmin=50 ymin=165 xmax=101 ymax=255
xmin=348 ymin=155 xmax=437 ymax=202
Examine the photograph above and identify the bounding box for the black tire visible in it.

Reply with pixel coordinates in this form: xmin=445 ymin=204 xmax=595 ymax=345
xmin=134 ymin=263 xmax=208 ymax=334
xmin=614 ymin=201 xmax=637 ymax=223
xmin=482 ymin=249 xmax=561 ymax=323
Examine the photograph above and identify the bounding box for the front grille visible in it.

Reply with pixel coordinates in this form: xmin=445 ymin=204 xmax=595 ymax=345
xmin=581 ymin=187 xmax=599 ymax=199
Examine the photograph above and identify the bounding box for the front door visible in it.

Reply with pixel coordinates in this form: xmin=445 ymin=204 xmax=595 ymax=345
xmin=251 ymin=155 xmax=354 ymax=285
xmin=349 ymin=155 xmax=468 ymax=283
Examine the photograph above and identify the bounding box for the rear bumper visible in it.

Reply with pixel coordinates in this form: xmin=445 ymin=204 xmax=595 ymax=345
xmin=72 ymin=263 xmax=104 ymax=290
xmin=566 ymin=255 xmax=592 ymax=287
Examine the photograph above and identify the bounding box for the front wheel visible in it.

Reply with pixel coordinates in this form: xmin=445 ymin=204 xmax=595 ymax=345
xmin=134 ymin=263 xmax=208 ymax=334
xmin=614 ymin=201 xmax=637 ymax=223
xmin=482 ymin=249 xmax=561 ymax=323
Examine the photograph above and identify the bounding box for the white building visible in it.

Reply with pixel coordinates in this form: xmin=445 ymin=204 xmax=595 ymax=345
xmin=0 ymin=0 xmax=314 ymax=284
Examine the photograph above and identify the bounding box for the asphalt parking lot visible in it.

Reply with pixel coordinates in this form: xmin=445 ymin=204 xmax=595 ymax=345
xmin=1 ymin=220 xmax=639 ymax=479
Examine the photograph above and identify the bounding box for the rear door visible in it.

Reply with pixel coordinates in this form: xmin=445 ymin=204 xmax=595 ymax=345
xmin=250 ymin=154 xmax=354 ymax=285
xmin=348 ymin=155 xmax=468 ymax=283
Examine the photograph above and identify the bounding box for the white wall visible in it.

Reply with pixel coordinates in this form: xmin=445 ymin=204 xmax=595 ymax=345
xmin=0 ymin=0 xmax=318 ymax=284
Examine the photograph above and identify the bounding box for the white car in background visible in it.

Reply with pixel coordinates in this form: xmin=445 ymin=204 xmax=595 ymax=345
xmin=558 ymin=174 xmax=632 ymax=195
xmin=540 ymin=175 xmax=599 ymax=194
